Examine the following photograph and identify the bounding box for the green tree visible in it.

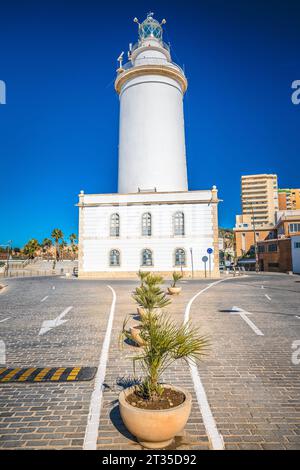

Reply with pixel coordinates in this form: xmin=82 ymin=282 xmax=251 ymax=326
xmin=23 ymin=239 xmax=39 ymax=260
xmin=69 ymin=233 xmax=78 ymax=260
xmin=51 ymin=229 xmax=64 ymax=261
xmin=42 ymin=238 xmax=52 ymax=261
xmin=59 ymin=239 xmax=67 ymax=261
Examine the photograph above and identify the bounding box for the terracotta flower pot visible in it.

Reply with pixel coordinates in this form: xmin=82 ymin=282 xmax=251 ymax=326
xmin=137 ymin=307 xmax=162 ymax=320
xmin=119 ymin=385 xmax=192 ymax=449
xmin=168 ymin=287 xmax=182 ymax=295
xmin=130 ymin=326 xmax=146 ymax=347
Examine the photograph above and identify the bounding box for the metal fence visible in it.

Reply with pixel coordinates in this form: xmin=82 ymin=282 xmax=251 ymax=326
xmin=0 ymin=269 xmax=75 ymax=279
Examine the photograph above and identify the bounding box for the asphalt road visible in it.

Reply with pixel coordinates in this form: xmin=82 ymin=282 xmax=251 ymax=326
xmin=0 ymin=273 xmax=299 ymax=450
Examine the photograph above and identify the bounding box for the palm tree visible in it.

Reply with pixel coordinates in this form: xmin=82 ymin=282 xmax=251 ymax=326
xmin=23 ymin=239 xmax=39 ymax=260
xmin=42 ymin=238 xmax=52 ymax=261
xmin=51 ymin=229 xmax=64 ymax=261
xmin=59 ymin=240 xmax=67 ymax=261
xmin=69 ymin=233 xmax=78 ymax=261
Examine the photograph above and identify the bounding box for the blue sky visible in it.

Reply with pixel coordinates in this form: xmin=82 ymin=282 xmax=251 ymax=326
xmin=0 ymin=0 xmax=299 ymax=247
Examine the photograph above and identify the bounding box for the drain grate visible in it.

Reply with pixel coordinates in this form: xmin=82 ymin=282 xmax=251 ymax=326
xmin=0 ymin=367 xmax=97 ymax=383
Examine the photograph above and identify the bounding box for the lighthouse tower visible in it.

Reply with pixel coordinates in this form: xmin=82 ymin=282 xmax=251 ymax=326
xmin=115 ymin=13 xmax=188 ymax=194
xmin=77 ymin=13 xmax=220 ymax=279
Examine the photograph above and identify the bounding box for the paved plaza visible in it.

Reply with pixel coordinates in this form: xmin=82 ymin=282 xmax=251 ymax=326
xmin=0 ymin=273 xmax=300 ymax=450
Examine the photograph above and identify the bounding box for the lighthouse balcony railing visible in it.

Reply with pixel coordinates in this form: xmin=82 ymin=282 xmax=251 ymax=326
xmin=121 ymin=57 xmax=185 ymax=76
xmin=131 ymin=41 xmax=170 ymax=54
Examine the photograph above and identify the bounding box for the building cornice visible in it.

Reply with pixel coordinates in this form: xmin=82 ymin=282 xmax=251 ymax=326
xmin=115 ymin=64 xmax=188 ymax=94
xmin=76 ymin=199 xmax=220 ymax=208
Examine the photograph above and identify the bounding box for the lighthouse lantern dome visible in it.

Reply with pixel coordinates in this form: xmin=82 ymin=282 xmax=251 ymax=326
xmin=139 ymin=12 xmax=163 ymax=41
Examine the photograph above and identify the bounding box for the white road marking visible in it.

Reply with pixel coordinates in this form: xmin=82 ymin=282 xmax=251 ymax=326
xmin=83 ymin=285 xmax=117 ymax=450
xmin=296 ymin=316 xmax=300 ymax=320
xmin=231 ymin=306 xmax=264 ymax=336
xmin=184 ymin=279 xmax=225 ymax=450
xmin=265 ymin=294 xmax=271 ymax=301
xmin=0 ymin=317 xmax=10 ymax=323
xmin=41 ymin=296 xmax=49 ymax=302
xmin=52 ymin=286 xmax=55 ymax=290
xmin=261 ymin=285 xmax=264 ymax=289
xmin=38 ymin=306 xmax=73 ymax=336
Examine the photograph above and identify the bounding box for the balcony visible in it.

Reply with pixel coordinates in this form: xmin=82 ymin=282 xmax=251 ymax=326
xmin=121 ymin=57 xmax=185 ymax=76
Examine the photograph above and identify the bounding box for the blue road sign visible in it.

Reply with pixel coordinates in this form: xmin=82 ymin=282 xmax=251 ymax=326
xmin=207 ymin=248 xmax=213 ymax=255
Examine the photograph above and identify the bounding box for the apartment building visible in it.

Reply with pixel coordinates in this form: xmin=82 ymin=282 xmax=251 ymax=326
xmin=278 ymin=188 xmax=300 ymax=211
xmin=234 ymin=174 xmax=279 ymax=257
xmin=239 ymin=174 xmax=279 ymax=227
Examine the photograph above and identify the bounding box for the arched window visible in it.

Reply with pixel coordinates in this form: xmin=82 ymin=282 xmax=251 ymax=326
xmin=110 ymin=249 xmax=120 ymax=267
xmin=142 ymin=213 xmax=152 ymax=236
xmin=110 ymin=213 xmax=120 ymax=237
xmin=174 ymin=212 xmax=185 ymax=236
xmin=175 ymin=248 xmax=186 ymax=266
xmin=141 ymin=249 xmax=153 ymax=267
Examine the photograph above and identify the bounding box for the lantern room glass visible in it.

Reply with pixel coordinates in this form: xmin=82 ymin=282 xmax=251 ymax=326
xmin=139 ymin=14 xmax=163 ymax=41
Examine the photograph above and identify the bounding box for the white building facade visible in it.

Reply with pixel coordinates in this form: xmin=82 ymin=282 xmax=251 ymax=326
xmin=78 ymin=13 xmax=220 ymax=278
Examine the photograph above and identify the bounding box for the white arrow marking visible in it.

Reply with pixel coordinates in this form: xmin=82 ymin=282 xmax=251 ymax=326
xmin=0 ymin=317 xmax=10 ymax=323
xmin=41 ymin=296 xmax=48 ymax=302
xmin=231 ymin=306 xmax=264 ymax=336
xmin=39 ymin=306 xmax=73 ymax=336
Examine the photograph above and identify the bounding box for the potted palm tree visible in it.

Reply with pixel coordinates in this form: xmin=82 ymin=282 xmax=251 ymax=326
xmin=168 ymin=272 xmax=183 ymax=295
xmin=119 ymin=308 xmax=208 ymax=449
xmin=134 ymin=272 xmax=166 ymax=319
xmin=128 ymin=274 xmax=171 ymax=347
xmin=135 ymin=271 xmax=150 ymax=319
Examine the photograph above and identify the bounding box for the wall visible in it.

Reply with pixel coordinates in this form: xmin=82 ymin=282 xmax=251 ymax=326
xmin=78 ymin=190 xmax=219 ymax=278
xmin=118 ymin=74 xmax=188 ymax=193
xmin=234 ymin=228 xmax=272 ymax=258
xmin=258 ymin=238 xmax=292 ymax=272
xmin=291 ymin=235 xmax=300 ymax=274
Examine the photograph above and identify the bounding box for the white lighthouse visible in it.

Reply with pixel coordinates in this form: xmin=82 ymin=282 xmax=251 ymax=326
xmin=116 ymin=13 xmax=188 ymax=193
xmin=78 ymin=13 xmax=220 ymax=278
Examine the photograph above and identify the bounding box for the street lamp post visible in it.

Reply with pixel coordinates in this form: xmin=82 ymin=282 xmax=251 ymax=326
xmin=247 ymin=202 xmax=259 ymax=273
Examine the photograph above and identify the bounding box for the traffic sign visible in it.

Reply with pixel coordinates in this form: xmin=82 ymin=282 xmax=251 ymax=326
xmin=207 ymin=248 xmax=213 ymax=255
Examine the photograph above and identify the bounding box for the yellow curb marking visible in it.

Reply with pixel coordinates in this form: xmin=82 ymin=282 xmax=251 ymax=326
xmin=67 ymin=367 xmax=81 ymax=381
xmin=18 ymin=368 xmax=37 ymax=382
xmin=50 ymin=367 xmax=66 ymax=381
xmin=1 ymin=368 xmax=21 ymax=382
xmin=34 ymin=368 xmax=52 ymax=382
